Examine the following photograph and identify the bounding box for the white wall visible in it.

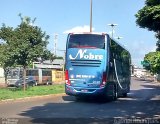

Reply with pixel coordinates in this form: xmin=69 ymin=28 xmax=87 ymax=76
xmin=0 ymin=67 xmax=4 ymax=77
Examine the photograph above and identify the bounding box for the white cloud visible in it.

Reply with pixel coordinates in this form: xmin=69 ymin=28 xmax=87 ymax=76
xmin=129 ymin=40 xmax=156 ymax=67
xmin=63 ymin=25 xmax=95 ymax=34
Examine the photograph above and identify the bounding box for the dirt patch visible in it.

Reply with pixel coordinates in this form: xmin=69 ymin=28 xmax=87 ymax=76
xmin=0 ymin=83 xmax=6 ymax=88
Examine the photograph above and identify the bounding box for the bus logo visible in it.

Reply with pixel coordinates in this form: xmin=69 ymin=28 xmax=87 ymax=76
xmin=69 ymin=49 xmax=103 ymax=60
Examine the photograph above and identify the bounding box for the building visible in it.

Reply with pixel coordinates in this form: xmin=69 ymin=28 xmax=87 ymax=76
xmin=33 ymin=59 xmax=64 ymax=70
xmin=133 ymin=65 xmax=152 ymax=78
xmin=33 ymin=59 xmax=65 ymax=83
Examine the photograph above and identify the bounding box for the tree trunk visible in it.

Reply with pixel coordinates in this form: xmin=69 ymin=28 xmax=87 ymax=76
xmin=23 ymin=66 xmax=26 ymax=91
xmin=3 ymin=67 xmax=8 ymax=86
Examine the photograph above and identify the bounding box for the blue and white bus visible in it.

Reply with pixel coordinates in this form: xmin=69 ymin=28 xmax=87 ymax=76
xmin=65 ymin=32 xmax=131 ymax=101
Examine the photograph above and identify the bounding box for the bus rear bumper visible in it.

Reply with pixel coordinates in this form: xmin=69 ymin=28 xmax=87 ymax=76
xmin=65 ymin=85 xmax=106 ymax=96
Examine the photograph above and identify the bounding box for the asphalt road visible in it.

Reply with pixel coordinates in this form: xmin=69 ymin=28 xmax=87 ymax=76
xmin=0 ymin=77 xmax=160 ymax=124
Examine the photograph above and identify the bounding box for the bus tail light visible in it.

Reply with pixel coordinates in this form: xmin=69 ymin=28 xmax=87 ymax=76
xmin=65 ymin=70 xmax=71 ymax=86
xmin=100 ymin=72 xmax=107 ymax=87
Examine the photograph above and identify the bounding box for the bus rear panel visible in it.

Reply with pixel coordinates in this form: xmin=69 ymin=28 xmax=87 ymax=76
xmin=65 ymin=33 xmax=131 ymax=100
xmin=65 ymin=33 xmax=108 ymax=96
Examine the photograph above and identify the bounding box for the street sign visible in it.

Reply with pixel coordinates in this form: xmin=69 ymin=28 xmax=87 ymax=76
xmin=141 ymin=60 xmax=150 ymax=66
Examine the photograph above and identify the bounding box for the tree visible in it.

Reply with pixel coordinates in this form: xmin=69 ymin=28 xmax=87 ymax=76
xmin=41 ymin=49 xmax=55 ymax=62
xmin=135 ymin=0 xmax=160 ymax=50
xmin=0 ymin=25 xmax=18 ymax=84
xmin=135 ymin=0 xmax=160 ymax=74
xmin=0 ymin=14 xmax=53 ymax=90
xmin=144 ymin=52 xmax=160 ymax=74
xmin=135 ymin=0 xmax=160 ymax=32
xmin=0 ymin=43 xmax=15 ymax=84
xmin=156 ymin=39 xmax=160 ymax=51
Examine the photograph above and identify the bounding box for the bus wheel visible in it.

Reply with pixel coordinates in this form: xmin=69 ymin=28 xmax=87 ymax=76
xmin=75 ymin=96 xmax=81 ymax=101
xmin=113 ymin=85 xmax=118 ymax=100
xmin=46 ymin=81 xmax=49 ymax=85
xmin=32 ymin=83 xmax=36 ymax=87
xmin=35 ymin=81 xmax=38 ymax=86
xmin=122 ymin=93 xmax=127 ymax=97
xmin=106 ymin=85 xmax=117 ymax=101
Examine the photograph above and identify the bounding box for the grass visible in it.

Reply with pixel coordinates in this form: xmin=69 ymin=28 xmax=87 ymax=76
xmin=0 ymin=84 xmax=65 ymax=100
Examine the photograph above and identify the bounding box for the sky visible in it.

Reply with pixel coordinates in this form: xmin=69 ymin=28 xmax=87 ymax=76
xmin=0 ymin=0 xmax=157 ymax=67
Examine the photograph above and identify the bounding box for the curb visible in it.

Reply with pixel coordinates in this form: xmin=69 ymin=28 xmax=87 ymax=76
xmin=0 ymin=93 xmax=66 ymax=103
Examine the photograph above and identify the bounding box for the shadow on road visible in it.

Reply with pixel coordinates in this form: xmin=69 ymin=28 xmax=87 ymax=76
xmin=18 ymin=79 xmax=160 ymax=124
xmin=130 ymin=79 xmax=160 ymax=101
xmin=62 ymin=95 xmax=112 ymax=104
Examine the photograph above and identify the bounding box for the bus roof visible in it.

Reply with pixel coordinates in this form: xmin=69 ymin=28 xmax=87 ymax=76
xmin=110 ymin=37 xmax=130 ymax=55
xmin=69 ymin=32 xmax=107 ymax=35
xmin=68 ymin=32 xmax=131 ymax=55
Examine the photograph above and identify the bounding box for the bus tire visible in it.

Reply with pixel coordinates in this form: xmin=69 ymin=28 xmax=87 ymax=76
xmin=113 ymin=85 xmax=118 ymax=100
xmin=35 ymin=81 xmax=38 ymax=86
xmin=46 ymin=81 xmax=49 ymax=85
xmin=106 ymin=85 xmax=117 ymax=101
xmin=75 ymin=96 xmax=81 ymax=101
xmin=122 ymin=93 xmax=127 ymax=97
xmin=32 ymin=83 xmax=35 ymax=87
xmin=122 ymin=84 xmax=129 ymax=97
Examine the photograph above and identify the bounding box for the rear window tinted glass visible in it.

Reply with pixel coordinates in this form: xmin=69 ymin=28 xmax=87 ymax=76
xmin=68 ymin=34 xmax=105 ymax=49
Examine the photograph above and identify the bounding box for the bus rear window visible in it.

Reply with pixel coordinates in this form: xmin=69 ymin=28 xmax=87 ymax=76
xmin=68 ymin=34 xmax=105 ymax=49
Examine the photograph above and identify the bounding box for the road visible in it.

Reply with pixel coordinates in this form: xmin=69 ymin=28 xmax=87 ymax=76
xmin=0 ymin=77 xmax=160 ymax=124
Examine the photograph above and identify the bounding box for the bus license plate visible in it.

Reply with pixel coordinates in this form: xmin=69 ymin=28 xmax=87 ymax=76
xmin=81 ymin=89 xmax=88 ymax=92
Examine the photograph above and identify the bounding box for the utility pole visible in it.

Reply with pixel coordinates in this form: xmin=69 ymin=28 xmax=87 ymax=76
xmin=56 ymin=49 xmax=66 ymax=80
xmin=54 ymin=33 xmax=58 ymax=56
xmin=108 ymin=24 xmax=118 ymax=38
xmin=115 ymin=36 xmax=123 ymax=40
xmin=90 ymin=0 xmax=92 ymax=32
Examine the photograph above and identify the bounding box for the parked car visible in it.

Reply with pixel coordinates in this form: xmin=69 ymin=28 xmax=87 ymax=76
xmin=15 ymin=77 xmax=36 ymax=88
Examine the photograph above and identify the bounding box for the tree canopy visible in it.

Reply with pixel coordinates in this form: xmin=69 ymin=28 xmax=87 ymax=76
xmin=0 ymin=15 xmax=53 ymax=87
xmin=135 ymin=0 xmax=160 ymax=33
xmin=0 ymin=15 xmax=53 ymax=68
xmin=144 ymin=51 xmax=160 ymax=74
xmin=135 ymin=0 xmax=160 ymax=74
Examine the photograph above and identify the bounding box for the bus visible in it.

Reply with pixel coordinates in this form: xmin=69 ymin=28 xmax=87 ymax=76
xmin=65 ymin=32 xmax=131 ymax=101
xmin=26 ymin=69 xmax=52 ymax=85
xmin=7 ymin=67 xmax=23 ymax=86
xmin=7 ymin=68 xmax=52 ymax=86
